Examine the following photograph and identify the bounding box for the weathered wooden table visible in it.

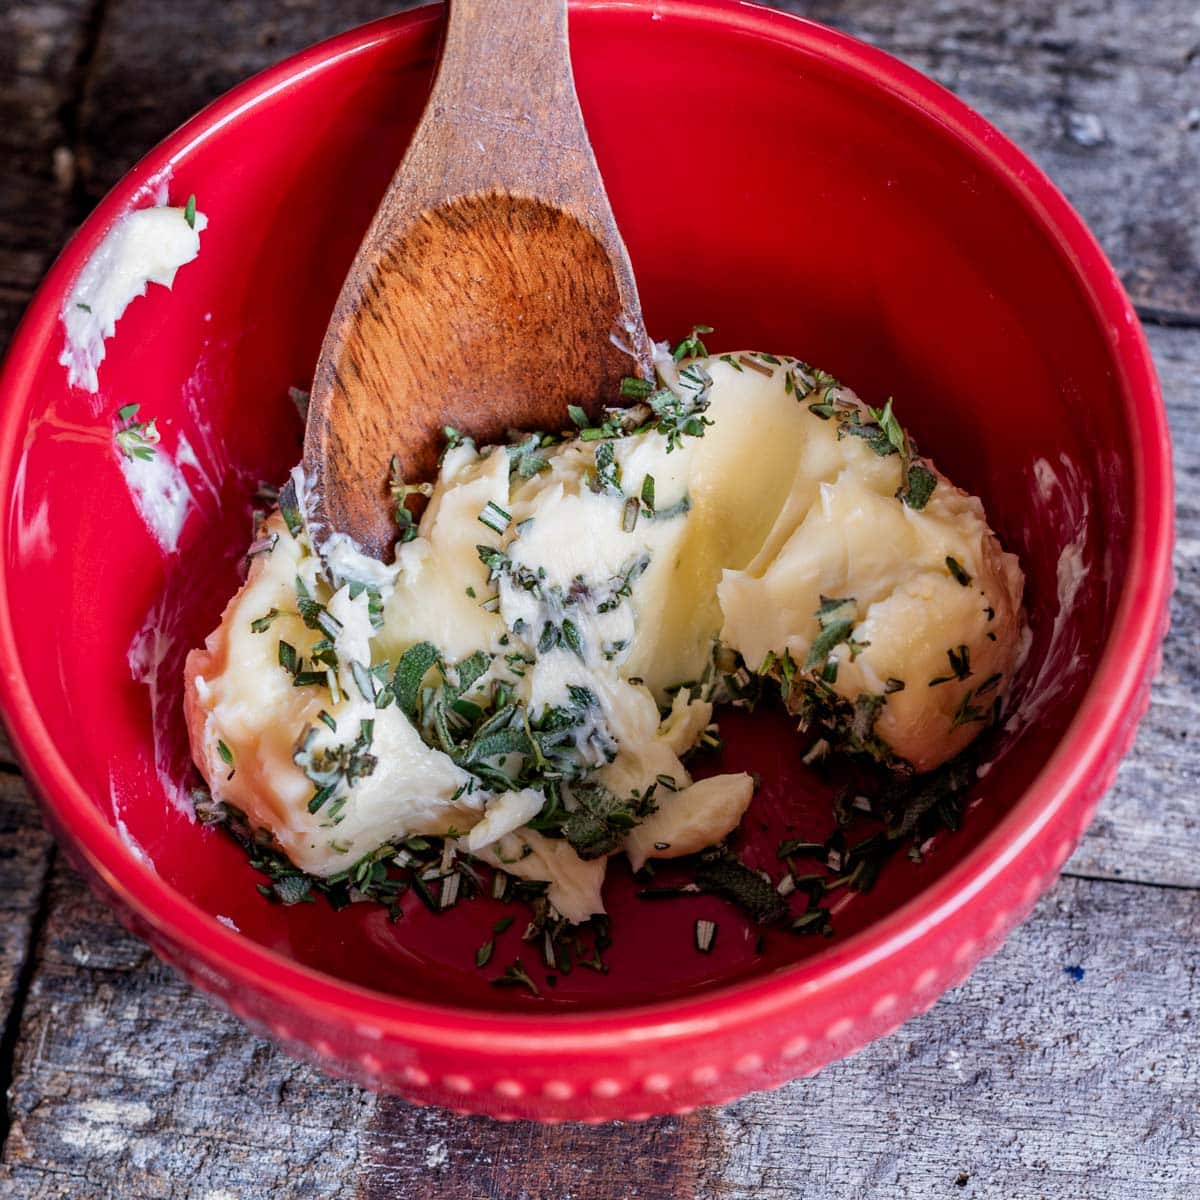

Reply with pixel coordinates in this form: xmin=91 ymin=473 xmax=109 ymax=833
xmin=1 ymin=2 xmax=1196 ymax=1196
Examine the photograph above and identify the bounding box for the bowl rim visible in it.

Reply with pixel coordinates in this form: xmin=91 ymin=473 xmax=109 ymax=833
xmin=0 ymin=0 xmax=1172 ymax=1055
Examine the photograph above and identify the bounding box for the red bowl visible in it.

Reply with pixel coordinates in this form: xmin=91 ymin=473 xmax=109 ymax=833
xmin=0 ymin=1 xmax=1172 ymax=1120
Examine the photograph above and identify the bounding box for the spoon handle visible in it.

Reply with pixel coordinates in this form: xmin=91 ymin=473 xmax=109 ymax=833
xmin=401 ymin=0 xmax=594 ymax=209
xmin=372 ymin=0 xmax=646 ymax=294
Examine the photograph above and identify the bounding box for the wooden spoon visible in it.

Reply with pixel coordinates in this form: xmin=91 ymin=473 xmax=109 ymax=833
xmin=302 ymin=0 xmax=654 ymax=560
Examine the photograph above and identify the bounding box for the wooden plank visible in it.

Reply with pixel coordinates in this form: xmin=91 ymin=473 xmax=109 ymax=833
xmin=787 ymin=0 xmax=1200 ymax=321
xmin=697 ymin=874 xmax=1199 ymax=1200
xmin=71 ymin=1 xmax=1199 ymax=320
xmin=0 ymin=859 xmax=379 ymax=1198
xmin=73 ymin=0 xmax=429 ymax=206
xmin=0 ymin=0 xmax=97 ymax=347
xmin=1066 ymin=324 xmax=1200 ymax=887
xmin=1 ymin=866 xmax=1194 ymax=1197
xmin=0 ymin=774 xmax=54 ymax=1049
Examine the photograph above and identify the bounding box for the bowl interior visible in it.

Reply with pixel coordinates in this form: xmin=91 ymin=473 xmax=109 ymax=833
xmin=3 ymin=5 xmax=1129 ymax=1011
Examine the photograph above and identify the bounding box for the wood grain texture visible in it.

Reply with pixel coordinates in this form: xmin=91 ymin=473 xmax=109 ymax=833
xmin=0 ymin=774 xmax=55 ymax=1095
xmin=1 ymin=866 xmax=1193 ymax=1198
xmin=1066 ymin=325 xmax=1200 ymax=887
xmin=304 ymin=0 xmax=652 ymax=556
xmin=0 ymin=0 xmax=96 ymax=347
xmin=786 ymin=0 xmax=1200 ymax=322
xmin=0 ymin=0 xmax=1197 ymax=1196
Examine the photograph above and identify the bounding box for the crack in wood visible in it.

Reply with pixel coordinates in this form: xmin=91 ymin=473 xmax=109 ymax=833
xmin=0 ymin=845 xmax=55 ymax=1161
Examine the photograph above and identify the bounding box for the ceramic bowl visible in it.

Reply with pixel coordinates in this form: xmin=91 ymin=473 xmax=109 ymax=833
xmin=0 ymin=1 xmax=1172 ymax=1120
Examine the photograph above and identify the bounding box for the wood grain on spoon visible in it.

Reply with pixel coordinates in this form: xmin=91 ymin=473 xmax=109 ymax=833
xmin=303 ymin=0 xmax=654 ymax=560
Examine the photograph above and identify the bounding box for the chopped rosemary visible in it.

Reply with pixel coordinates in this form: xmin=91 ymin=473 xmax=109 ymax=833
xmin=620 ymin=376 xmax=654 ymax=399
xmin=946 ymin=556 xmax=972 ymax=586
xmin=114 ymin=404 xmax=160 ymax=461
xmin=184 ymin=193 xmax=197 ymax=229
xmin=491 ymin=959 xmax=539 ymax=996
xmin=737 ymin=354 xmax=774 ymax=377
xmin=478 ymin=500 xmax=512 ymax=536
xmin=672 ymin=324 xmax=713 ymax=361
xmin=640 ymin=473 xmax=656 ymax=512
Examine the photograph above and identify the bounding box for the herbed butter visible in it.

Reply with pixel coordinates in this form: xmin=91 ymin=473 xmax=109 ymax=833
xmin=185 ymin=347 xmax=1024 ymax=924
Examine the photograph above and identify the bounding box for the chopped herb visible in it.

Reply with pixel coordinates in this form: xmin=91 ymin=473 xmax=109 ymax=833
xmin=900 ymin=463 xmax=937 ymax=510
xmin=869 ymin=397 xmax=906 ymax=456
xmin=278 ymin=640 xmax=299 ymax=675
xmin=350 ymin=659 xmax=377 ymax=703
xmin=491 ymin=959 xmax=539 ymax=996
xmin=278 ymin=477 xmax=303 ymax=538
xmin=693 ymin=851 xmax=788 ymax=924
xmin=622 ymin=496 xmax=640 ymax=532
xmin=439 ymin=872 xmax=462 ymax=909
xmin=293 ymin=720 xmax=378 ymax=815
xmin=791 ymin=909 xmax=834 ymax=936
xmin=646 ymin=494 xmax=691 ymax=522
xmin=295 ymin=579 xmax=343 ymax=641
xmin=976 ymin=672 xmax=1003 ymax=696
xmin=952 ymin=688 xmax=990 ymax=728
xmin=946 ymin=556 xmax=972 ymax=586
xmin=388 ymin=457 xmax=433 ymax=543
xmin=250 ymin=609 xmax=283 ymax=634
xmin=640 ymin=473 xmax=656 ymax=512
xmin=646 ymin=372 xmax=714 ymax=451
xmin=931 ymin=645 xmax=971 ymax=685
xmin=620 ymin=376 xmax=654 ymax=400
xmin=559 ymin=782 xmax=657 ymax=860
xmin=114 ymin=403 xmax=160 ymax=461
xmin=184 ymin=194 xmax=197 ymax=229
xmin=588 ymin=439 xmax=622 ymax=495
xmin=737 ymin=354 xmax=774 ymax=377
xmin=478 ymin=500 xmax=512 ymax=536
xmin=76 ymin=302 xmax=92 ymax=313
xmin=804 ymin=596 xmax=862 ymax=671
xmin=217 ymin=740 xmax=234 ymax=766
xmin=391 ymin=642 xmax=440 ymax=718
xmin=672 ymin=324 xmax=713 ymax=361
xmin=777 ymin=838 xmax=826 ymax=859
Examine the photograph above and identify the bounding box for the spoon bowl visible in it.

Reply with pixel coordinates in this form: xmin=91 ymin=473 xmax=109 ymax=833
xmin=305 ymin=0 xmax=651 ymax=557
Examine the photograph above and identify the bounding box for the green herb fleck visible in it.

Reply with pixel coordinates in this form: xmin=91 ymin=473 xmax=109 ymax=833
xmin=672 ymin=324 xmax=713 ymax=361
xmin=114 ymin=404 xmax=160 ymax=461
xmin=491 ymin=959 xmax=539 ymax=996
xmin=620 ymin=376 xmax=654 ymax=399
xmin=640 ymin=474 xmax=656 ymax=512
xmin=946 ymin=556 xmax=972 ymax=586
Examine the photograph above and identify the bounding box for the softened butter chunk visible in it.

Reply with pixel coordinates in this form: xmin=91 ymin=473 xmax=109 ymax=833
xmin=185 ymin=349 xmax=1024 ymax=920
